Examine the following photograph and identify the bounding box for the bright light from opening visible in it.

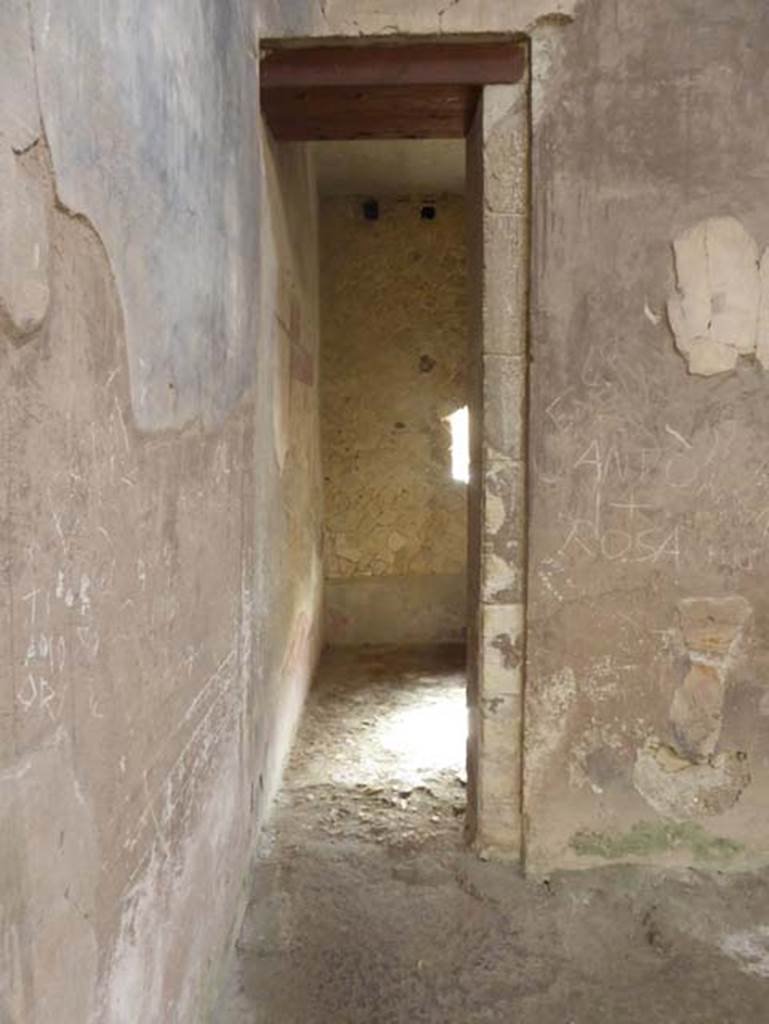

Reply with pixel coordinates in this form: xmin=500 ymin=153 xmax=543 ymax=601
xmin=376 ymin=695 xmax=467 ymax=775
xmin=446 ymin=406 xmax=469 ymax=483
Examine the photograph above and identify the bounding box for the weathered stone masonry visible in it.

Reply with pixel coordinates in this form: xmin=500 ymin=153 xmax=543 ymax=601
xmin=466 ymin=79 xmax=530 ymax=855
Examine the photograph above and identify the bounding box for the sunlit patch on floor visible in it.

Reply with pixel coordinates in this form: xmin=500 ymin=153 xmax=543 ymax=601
xmin=720 ymin=926 xmax=769 ymax=978
xmin=374 ymin=689 xmax=466 ymax=781
xmin=282 ymin=645 xmax=468 ymax=845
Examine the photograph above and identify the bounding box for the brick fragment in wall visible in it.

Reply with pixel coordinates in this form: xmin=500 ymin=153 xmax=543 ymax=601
xmin=634 ymin=595 xmax=752 ymax=818
xmin=668 ymin=595 xmax=751 ymax=763
xmin=669 ymin=663 xmax=724 ymax=762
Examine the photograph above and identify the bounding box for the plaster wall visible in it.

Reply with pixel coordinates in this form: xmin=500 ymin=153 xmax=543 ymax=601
xmin=465 ymin=83 xmax=529 ymax=856
xmin=260 ymin=0 xmax=579 ymax=38
xmin=0 ymin=2 xmax=323 ymax=1021
xmin=5 ymin=6 xmax=769 ymax=1017
xmin=320 ymin=195 xmax=468 ymax=645
xmin=525 ymin=0 xmax=769 ymax=872
xmin=269 ymin=0 xmax=769 ymax=872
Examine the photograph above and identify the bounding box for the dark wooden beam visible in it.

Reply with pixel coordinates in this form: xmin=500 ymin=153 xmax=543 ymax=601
xmin=261 ymin=41 xmax=525 ymax=90
xmin=262 ymin=84 xmax=480 ymax=141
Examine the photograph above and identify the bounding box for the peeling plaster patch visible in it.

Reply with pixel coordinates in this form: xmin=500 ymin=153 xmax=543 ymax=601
xmin=667 ymin=217 xmax=761 ymax=375
xmin=0 ymin=0 xmax=41 ymax=151
xmin=721 ymin=926 xmax=769 ymax=979
xmin=633 ymin=741 xmax=750 ymax=820
xmin=0 ymin=145 xmax=51 ymax=340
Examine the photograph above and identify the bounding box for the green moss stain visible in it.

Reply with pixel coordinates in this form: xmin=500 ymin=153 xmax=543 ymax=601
xmin=570 ymin=821 xmax=743 ymax=863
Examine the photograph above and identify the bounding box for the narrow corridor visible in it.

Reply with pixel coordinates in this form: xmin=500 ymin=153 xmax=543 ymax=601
xmin=218 ymin=648 xmax=769 ymax=1024
xmin=269 ymin=645 xmax=469 ymax=850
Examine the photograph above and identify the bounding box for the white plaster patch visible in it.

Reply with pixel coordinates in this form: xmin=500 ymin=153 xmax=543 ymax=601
xmin=0 ymin=0 xmax=41 ymax=150
xmin=667 ymin=217 xmax=761 ymax=375
xmin=720 ymin=926 xmax=769 ymax=979
xmin=633 ymin=741 xmax=750 ymax=819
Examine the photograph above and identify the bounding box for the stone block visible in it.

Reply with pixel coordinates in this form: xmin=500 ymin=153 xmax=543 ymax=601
xmin=482 ymin=213 xmax=528 ymax=356
xmin=476 ymin=713 xmax=522 ymax=846
xmin=481 ymin=548 xmax=523 ymax=604
xmin=478 ymin=602 xmax=524 ymax=703
xmin=480 ymin=710 xmax=522 ymax=765
xmin=482 ymin=83 xmax=529 ymax=217
xmin=483 ymin=354 xmax=525 ymax=459
xmin=481 ymin=458 xmax=524 ymax=603
xmin=476 ymin=796 xmax=520 ymax=850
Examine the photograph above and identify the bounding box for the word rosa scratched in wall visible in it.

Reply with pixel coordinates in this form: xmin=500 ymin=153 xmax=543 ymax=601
xmin=535 ymin=295 xmax=769 ymax=583
xmin=545 ymin=425 xmax=741 ymax=571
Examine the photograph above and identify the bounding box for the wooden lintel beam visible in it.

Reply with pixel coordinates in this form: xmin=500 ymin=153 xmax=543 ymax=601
xmin=262 ymin=84 xmax=480 ymax=141
xmin=261 ymin=41 xmax=525 ymax=90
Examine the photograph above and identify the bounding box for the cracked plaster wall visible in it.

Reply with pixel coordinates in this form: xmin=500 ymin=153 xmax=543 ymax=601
xmin=320 ymin=196 xmax=468 ymax=645
xmin=1 ymin=1 xmax=323 ymax=1020
xmin=524 ymin=0 xmax=769 ymax=872
xmin=260 ymin=0 xmax=580 ymax=39
xmin=4 ymin=5 xmax=769 ymax=1012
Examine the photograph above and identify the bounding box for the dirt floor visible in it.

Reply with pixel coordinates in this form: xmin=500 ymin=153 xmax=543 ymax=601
xmin=216 ymin=646 xmax=769 ymax=1024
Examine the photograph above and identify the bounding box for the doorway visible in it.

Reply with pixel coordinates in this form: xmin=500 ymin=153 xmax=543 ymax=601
xmin=261 ymin=39 xmax=530 ymax=860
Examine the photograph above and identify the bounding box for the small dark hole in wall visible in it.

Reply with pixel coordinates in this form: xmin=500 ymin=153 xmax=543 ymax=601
xmin=420 ymin=204 xmax=436 ymax=221
xmin=362 ymin=199 xmax=379 ymax=221
xmin=419 ymin=354 xmax=436 ymax=373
